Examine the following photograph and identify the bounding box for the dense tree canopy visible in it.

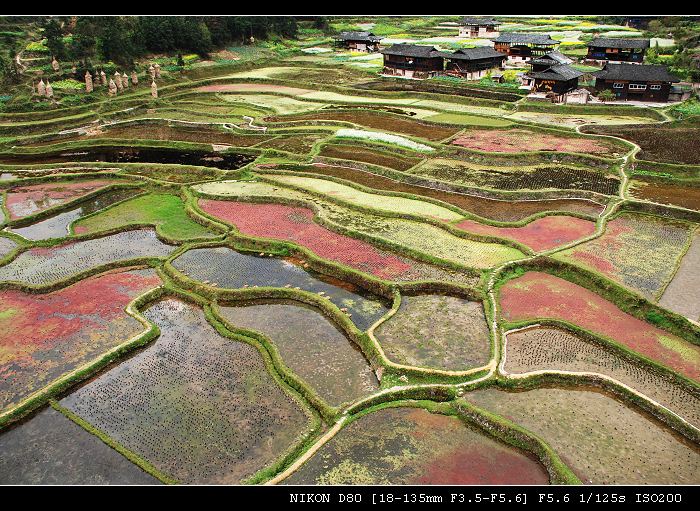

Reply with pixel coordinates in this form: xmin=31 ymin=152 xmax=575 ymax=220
xmin=36 ymin=16 xmax=302 ymax=66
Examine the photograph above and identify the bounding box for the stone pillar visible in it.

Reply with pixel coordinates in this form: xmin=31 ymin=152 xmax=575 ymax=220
xmin=151 ymin=80 xmax=158 ymax=99
xmin=108 ymin=78 xmax=117 ymax=96
xmin=131 ymin=70 xmax=138 ymax=86
xmin=122 ymin=72 xmax=129 ymax=88
xmin=154 ymin=63 xmax=161 ymax=79
xmin=51 ymin=57 xmax=60 ymax=72
xmin=101 ymin=70 xmax=107 ymax=85
xmin=37 ymin=79 xmax=46 ymax=96
xmin=149 ymin=64 xmax=155 ymax=80
xmin=45 ymin=80 xmax=54 ymax=98
xmin=85 ymin=71 xmax=93 ymax=93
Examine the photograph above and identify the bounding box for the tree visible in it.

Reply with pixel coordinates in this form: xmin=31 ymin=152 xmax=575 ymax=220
xmin=598 ymin=89 xmax=616 ymax=102
xmin=43 ymin=18 xmax=67 ymax=60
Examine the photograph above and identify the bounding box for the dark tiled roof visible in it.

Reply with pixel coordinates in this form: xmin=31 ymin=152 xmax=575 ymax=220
xmin=593 ymin=63 xmax=680 ymax=82
xmin=381 ymin=44 xmax=442 ymax=58
xmin=587 ymin=37 xmax=651 ymax=49
xmin=530 ymin=50 xmax=572 ymax=66
xmin=441 ymin=47 xmax=506 ymax=60
xmin=338 ymin=31 xmax=382 ymax=42
xmin=459 ymin=17 xmax=500 ymax=26
xmin=492 ymin=33 xmax=558 ymax=45
xmin=527 ymin=64 xmax=583 ymax=81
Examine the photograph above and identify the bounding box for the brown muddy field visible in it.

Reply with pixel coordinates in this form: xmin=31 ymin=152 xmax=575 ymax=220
xmin=629 ymin=176 xmax=700 ymax=211
xmin=264 ymin=110 xmax=461 ymax=141
xmin=289 ymin=164 xmax=604 ymax=222
xmin=24 ymin=125 xmax=272 ymax=148
xmin=318 ymin=143 xmax=423 ymax=171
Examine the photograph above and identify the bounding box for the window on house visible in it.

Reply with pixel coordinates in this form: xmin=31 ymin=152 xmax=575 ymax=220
xmin=613 ymin=83 xmax=624 ymax=89
xmin=650 ymin=84 xmax=662 ymax=90
xmin=629 ymin=83 xmax=647 ymax=90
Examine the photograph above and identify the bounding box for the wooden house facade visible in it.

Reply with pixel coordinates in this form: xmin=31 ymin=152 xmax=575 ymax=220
xmin=586 ymin=37 xmax=650 ymax=64
xmin=441 ymin=47 xmax=506 ymax=80
xmin=526 ymin=64 xmax=583 ymax=94
xmin=492 ymin=33 xmax=558 ymax=63
xmin=458 ymin=17 xmax=500 ymax=38
xmin=593 ymin=63 xmax=680 ymax=102
xmin=334 ymin=31 xmax=382 ymax=53
xmin=381 ymin=44 xmax=444 ymax=79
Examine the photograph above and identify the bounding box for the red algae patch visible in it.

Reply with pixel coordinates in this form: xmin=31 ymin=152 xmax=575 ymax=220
xmin=198 ymin=199 xmax=473 ymax=284
xmin=6 ymin=180 xmax=117 ymax=220
xmin=0 ymin=268 xmax=161 ymax=411
xmin=284 ymin=407 xmax=549 ymax=485
xmin=451 ymin=128 xmax=617 ymax=155
xmin=455 ymin=215 xmax=596 ymax=252
xmin=499 ymin=271 xmax=700 ymax=381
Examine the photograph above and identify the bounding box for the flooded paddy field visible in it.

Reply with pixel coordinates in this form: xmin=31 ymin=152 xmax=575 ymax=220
xmin=0 ymin=229 xmax=173 ymax=286
xmin=0 ymin=407 xmax=158 ymax=484
xmin=60 ymin=299 xmax=314 ymax=484
xmin=375 ymin=294 xmax=491 ymax=371
xmin=504 ymin=326 xmax=700 ymax=428
xmin=284 ymin=406 xmax=550 ymax=485
xmin=467 ymin=387 xmax=700 ymax=484
xmin=219 ymin=300 xmax=379 ymax=406
xmin=173 ymin=246 xmax=389 ymax=330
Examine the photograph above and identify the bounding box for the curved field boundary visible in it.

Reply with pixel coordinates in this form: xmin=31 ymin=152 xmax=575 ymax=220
xmin=500 ymin=324 xmax=700 ymax=443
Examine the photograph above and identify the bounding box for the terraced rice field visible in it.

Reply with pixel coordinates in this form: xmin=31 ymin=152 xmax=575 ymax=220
xmin=1 ymin=20 xmax=697 ymax=487
xmin=0 ymin=230 xmax=173 ymax=286
xmin=375 ymin=294 xmax=490 ymax=371
xmin=4 ymin=179 xmax=120 ymax=219
xmin=500 ymin=272 xmax=700 ymax=382
xmin=659 ymin=233 xmax=700 ymax=321
xmin=451 ymin=128 xmax=623 ymax=156
xmin=468 ymin=388 xmax=700 ymax=484
xmin=554 ymin=213 xmax=693 ymax=299
xmin=504 ymin=326 xmax=700 ymax=428
xmin=0 ymin=268 xmax=161 ymax=411
xmin=172 ymin=246 xmax=389 ymax=330
xmin=409 ymin=158 xmax=621 ymax=196
xmin=60 ymin=299 xmax=314 ymax=484
xmin=284 ymin=407 xmax=549 ymax=485
xmin=219 ymin=301 xmax=378 ymax=406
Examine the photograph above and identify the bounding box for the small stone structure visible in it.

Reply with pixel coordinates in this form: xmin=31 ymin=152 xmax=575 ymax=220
xmin=154 ymin=63 xmax=161 ymax=79
xmin=85 ymin=71 xmax=93 ymax=93
xmin=51 ymin=57 xmax=60 ymax=72
xmin=151 ymin=80 xmax=158 ymax=98
xmin=108 ymin=78 xmax=118 ymax=96
xmin=101 ymin=70 xmax=107 ymax=86
xmin=131 ymin=70 xmax=138 ymax=86
xmin=45 ymin=80 xmax=54 ymax=98
xmin=122 ymin=72 xmax=129 ymax=88
xmin=149 ymin=64 xmax=155 ymax=79
xmin=114 ymin=71 xmax=124 ymax=91
xmin=37 ymin=79 xmax=46 ymax=96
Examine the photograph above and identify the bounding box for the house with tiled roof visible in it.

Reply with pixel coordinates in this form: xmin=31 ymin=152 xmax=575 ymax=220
xmin=492 ymin=33 xmax=559 ymax=63
xmin=334 ymin=31 xmax=383 ymax=53
xmin=440 ymin=47 xmax=506 ymax=80
xmin=586 ymin=37 xmax=650 ymax=64
xmin=593 ymin=63 xmax=681 ymax=102
xmin=381 ymin=44 xmax=444 ymax=79
xmin=458 ymin=17 xmax=501 ymax=38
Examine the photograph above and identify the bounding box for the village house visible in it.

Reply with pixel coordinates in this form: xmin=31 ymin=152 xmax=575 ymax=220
xmin=593 ymin=63 xmax=680 ymax=102
xmin=458 ymin=17 xmax=501 ymax=38
xmin=441 ymin=47 xmax=506 ymax=80
xmin=334 ymin=31 xmax=383 ymax=53
xmin=381 ymin=44 xmax=444 ymax=79
xmin=520 ymin=50 xmax=574 ymax=89
xmin=525 ymin=64 xmax=583 ymax=95
xmin=492 ymin=33 xmax=559 ymax=63
xmin=586 ymin=37 xmax=650 ymax=64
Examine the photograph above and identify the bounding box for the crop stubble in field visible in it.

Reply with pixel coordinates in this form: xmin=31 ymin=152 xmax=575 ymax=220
xmin=61 ymin=299 xmax=313 ymax=484
xmin=375 ymin=294 xmax=491 ymax=371
xmin=219 ymin=301 xmax=378 ymax=406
